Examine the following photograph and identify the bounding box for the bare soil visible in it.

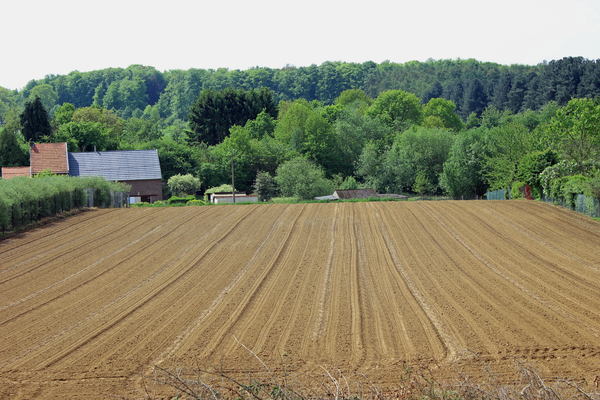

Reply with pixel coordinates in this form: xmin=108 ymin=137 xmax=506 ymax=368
xmin=0 ymin=201 xmax=599 ymax=399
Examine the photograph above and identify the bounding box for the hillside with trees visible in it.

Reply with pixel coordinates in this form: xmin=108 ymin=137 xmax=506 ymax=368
xmin=1 ymin=57 xmax=599 ymax=203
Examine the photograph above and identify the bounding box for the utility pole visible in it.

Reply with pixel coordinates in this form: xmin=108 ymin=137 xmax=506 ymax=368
xmin=231 ymin=149 xmax=235 ymax=204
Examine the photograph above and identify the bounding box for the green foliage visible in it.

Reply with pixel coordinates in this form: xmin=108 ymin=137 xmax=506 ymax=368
xmin=516 ymin=149 xmax=558 ymax=192
xmin=510 ymin=181 xmax=527 ymax=199
xmin=412 ymin=170 xmax=433 ymax=196
xmin=136 ymin=138 xmax=201 ymax=182
xmin=205 ymin=184 xmax=233 ymax=194
xmin=484 ymin=122 xmax=537 ymax=190
xmin=366 ymin=89 xmax=423 ymax=127
xmin=244 ymin=110 xmax=276 ymax=139
xmin=334 ymin=112 xmax=393 ymax=176
xmin=54 ymin=103 xmax=75 ymax=125
xmin=56 ymin=121 xmax=113 ymax=152
xmin=33 ymin=168 xmax=56 ymax=178
xmin=167 ymin=194 xmax=196 ymax=205
xmin=0 ymin=175 xmax=129 ymax=228
xmin=0 ymin=113 xmax=29 ymax=167
xmin=122 ymin=118 xmax=162 ymax=144
xmin=423 ymin=98 xmax=464 ymax=132
xmin=167 ymin=173 xmax=201 ymax=197
xmin=339 ymin=176 xmax=359 ymax=190
xmin=545 ymin=97 xmax=600 ymax=166
xmin=586 ymin=170 xmax=600 ymax=201
xmin=439 ymin=129 xmax=488 ymax=197
xmin=130 ymin=201 xmax=152 ymax=208
xmin=466 ymin=112 xmax=480 ymax=129
xmin=334 ymin=89 xmax=373 ymax=110
xmin=28 ymin=84 xmax=57 ymax=110
xmin=274 ymin=99 xmax=312 ymax=144
xmin=253 ymin=171 xmax=277 ymax=202
xmin=188 ymin=87 xmax=277 ymax=145
xmin=379 ymin=127 xmax=454 ymax=194
xmin=539 ymin=159 xmax=599 ymax=195
xmin=20 ymin=96 xmax=51 ymax=142
xmin=275 ymin=157 xmax=334 ymax=200
xmin=186 ymin=199 xmax=205 ymax=206
xmin=561 ymin=175 xmax=590 ymax=208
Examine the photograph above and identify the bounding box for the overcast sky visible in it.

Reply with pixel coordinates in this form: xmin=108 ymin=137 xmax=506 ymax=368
xmin=2 ymin=0 xmax=600 ymax=90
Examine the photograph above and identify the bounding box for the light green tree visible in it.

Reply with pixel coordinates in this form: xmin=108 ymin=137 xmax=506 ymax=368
xmin=366 ymin=90 xmax=423 ymax=127
xmin=412 ymin=170 xmax=432 ymax=196
xmin=545 ymin=97 xmax=600 ymax=168
xmin=28 ymin=84 xmax=58 ymax=111
xmin=423 ymin=98 xmax=465 ymax=132
xmin=168 ymin=174 xmax=201 ymax=197
xmin=275 ymin=157 xmax=334 ymax=200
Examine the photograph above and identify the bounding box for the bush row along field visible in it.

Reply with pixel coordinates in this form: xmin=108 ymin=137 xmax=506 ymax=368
xmin=0 ymin=201 xmax=599 ymax=399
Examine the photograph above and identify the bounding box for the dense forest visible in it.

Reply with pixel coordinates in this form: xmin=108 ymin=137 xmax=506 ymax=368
xmin=1 ymin=57 xmax=599 ymax=202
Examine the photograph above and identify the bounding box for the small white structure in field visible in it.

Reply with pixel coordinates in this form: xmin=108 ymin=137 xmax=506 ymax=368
xmin=211 ymin=193 xmax=259 ymax=204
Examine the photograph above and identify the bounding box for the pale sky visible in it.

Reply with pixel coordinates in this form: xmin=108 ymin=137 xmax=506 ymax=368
xmin=2 ymin=0 xmax=600 ymax=91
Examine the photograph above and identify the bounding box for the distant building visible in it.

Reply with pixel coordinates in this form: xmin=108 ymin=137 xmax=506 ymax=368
xmin=1 ymin=166 xmax=31 ymax=179
xmin=210 ymin=193 xmax=258 ymax=204
xmin=69 ymin=149 xmax=163 ymax=203
xmin=315 ymin=188 xmax=408 ymax=201
xmin=1 ymin=142 xmax=69 ymax=179
xmin=1 ymin=143 xmax=163 ymax=203
xmin=31 ymin=142 xmax=69 ymax=175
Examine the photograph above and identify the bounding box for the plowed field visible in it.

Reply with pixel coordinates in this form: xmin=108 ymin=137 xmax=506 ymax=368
xmin=1 ymin=201 xmax=600 ymax=398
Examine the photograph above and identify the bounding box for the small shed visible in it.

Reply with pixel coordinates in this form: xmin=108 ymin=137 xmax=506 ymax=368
xmin=69 ymin=149 xmax=163 ymax=203
xmin=211 ymin=193 xmax=258 ymax=204
xmin=315 ymin=188 xmax=408 ymax=201
xmin=1 ymin=166 xmax=31 ymax=179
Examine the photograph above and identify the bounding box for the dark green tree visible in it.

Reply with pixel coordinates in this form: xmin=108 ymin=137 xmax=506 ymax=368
xmin=20 ymin=96 xmax=52 ymax=142
xmin=188 ymin=87 xmax=277 ymax=145
xmin=0 ymin=112 xmax=29 ymax=167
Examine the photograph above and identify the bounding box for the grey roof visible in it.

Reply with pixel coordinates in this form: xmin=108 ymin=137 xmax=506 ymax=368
xmin=333 ymin=188 xmax=378 ymax=199
xmin=314 ymin=194 xmax=338 ymax=201
xmin=68 ymin=150 xmax=162 ymax=181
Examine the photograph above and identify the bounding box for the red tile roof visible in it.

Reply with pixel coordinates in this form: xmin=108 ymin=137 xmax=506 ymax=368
xmin=1 ymin=166 xmax=31 ymax=179
xmin=30 ymin=143 xmax=68 ymax=174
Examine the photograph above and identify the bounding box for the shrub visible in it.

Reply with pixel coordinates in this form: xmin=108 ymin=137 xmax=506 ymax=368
xmin=540 ymin=159 xmax=599 ymax=195
xmin=511 ymin=181 xmax=527 ymax=199
xmin=517 ymin=149 xmax=558 ymax=193
xmin=205 ymin=184 xmax=233 ymax=194
xmin=167 ymin=195 xmax=195 ymax=205
xmin=253 ymin=171 xmax=277 ymax=202
xmin=130 ymin=202 xmax=151 ymax=207
xmin=587 ymin=170 xmax=600 ymax=201
xmin=167 ymin=174 xmax=201 ymax=197
xmin=561 ymin=175 xmax=590 ymax=209
xmin=186 ymin=199 xmax=205 ymax=206
xmin=339 ymin=176 xmax=359 ymax=190
xmin=275 ymin=157 xmax=334 ymax=200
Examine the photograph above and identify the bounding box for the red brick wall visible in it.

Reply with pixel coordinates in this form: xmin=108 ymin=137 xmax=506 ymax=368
xmin=122 ymin=179 xmax=163 ymax=201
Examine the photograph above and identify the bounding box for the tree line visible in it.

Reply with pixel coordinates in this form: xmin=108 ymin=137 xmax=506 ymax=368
xmin=2 ymin=57 xmax=600 ymax=127
xmin=1 ymin=57 xmax=599 ymax=204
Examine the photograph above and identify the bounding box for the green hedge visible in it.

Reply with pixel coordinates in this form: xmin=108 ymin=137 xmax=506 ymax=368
xmin=167 ymin=195 xmax=196 ymax=205
xmin=0 ymin=176 xmax=130 ymax=230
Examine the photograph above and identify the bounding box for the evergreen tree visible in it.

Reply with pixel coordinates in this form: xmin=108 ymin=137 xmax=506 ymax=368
xmin=20 ymin=96 xmax=51 ymax=142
